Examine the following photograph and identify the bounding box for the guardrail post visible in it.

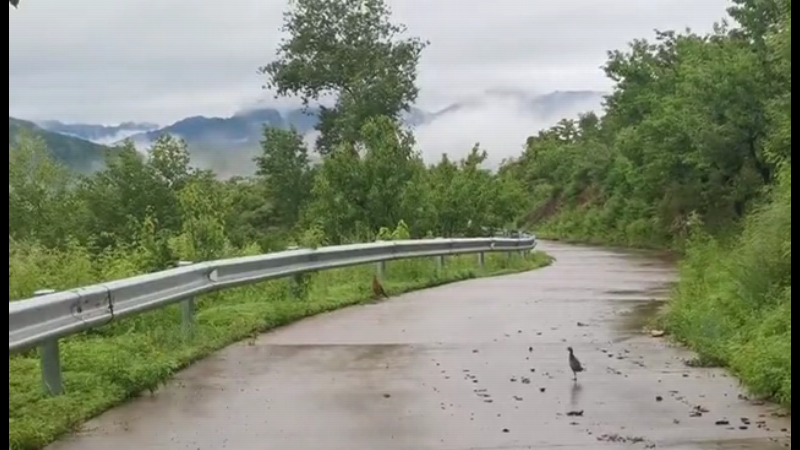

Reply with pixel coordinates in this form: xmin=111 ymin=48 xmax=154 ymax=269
xmin=34 ymin=289 xmax=63 ymax=396
xmin=477 ymin=252 xmax=485 ymax=269
xmin=436 ymin=255 xmax=445 ymax=271
xmin=177 ymin=261 xmax=195 ymax=337
xmin=285 ymin=246 xmax=308 ymax=300
xmin=376 ymin=261 xmax=386 ymax=277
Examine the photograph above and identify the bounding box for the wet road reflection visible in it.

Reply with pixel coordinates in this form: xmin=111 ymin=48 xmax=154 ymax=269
xmin=46 ymin=241 xmax=791 ymax=450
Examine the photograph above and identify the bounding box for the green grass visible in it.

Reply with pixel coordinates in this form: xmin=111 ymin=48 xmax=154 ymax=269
xmin=9 ymin=250 xmax=552 ymax=450
xmin=663 ymin=169 xmax=791 ymax=409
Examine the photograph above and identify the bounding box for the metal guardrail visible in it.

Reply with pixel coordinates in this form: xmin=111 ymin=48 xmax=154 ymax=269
xmin=9 ymin=236 xmax=536 ymax=395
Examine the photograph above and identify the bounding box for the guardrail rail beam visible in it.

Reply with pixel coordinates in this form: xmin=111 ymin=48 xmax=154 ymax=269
xmin=9 ymin=236 xmax=537 ymax=396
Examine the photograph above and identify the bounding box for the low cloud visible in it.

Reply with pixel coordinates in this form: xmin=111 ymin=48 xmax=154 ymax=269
xmin=411 ymin=93 xmax=604 ymax=168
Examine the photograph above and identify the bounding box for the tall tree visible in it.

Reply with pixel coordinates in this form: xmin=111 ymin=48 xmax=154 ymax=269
xmin=75 ymin=143 xmax=181 ymax=250
xmin=260 ymin=0 xmax=428 ymax=155
xmin=148 ymin=134 xmax=193 ymax=190
xmin=254 ymin=127 xmax=314 ymax=229
xmin=304 ymin=116 xmax=427 ymax=241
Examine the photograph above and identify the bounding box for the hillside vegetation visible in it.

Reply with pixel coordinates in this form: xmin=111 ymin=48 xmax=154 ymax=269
xmin=9 ymin=117 xmax=114 ymax=172
xmin=502 ymin=0 xmax=791 ymax=407
xmin=8 ymin=1 xmax=549 ymax=448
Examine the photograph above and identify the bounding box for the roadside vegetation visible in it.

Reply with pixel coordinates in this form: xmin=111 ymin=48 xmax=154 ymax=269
xmin=10 ymin=227 xmax=549 ymax=450
xmin=501 ymin=0 xmax=791 ymax=408
xmin=9 ymin=0 xmax=791 ymax=447
xmin=8 ymin=0 xmax=549 ymax=448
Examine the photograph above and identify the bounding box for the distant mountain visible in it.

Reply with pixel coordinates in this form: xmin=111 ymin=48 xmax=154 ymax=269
xmin=37 ymin=120 xmax=158 ymax=145
xmin=526 ymin=90 xmax=606 ymax=117
xmin=9 ymin=117 xmax=115 ymax=173
xmin=120 ymin=90 xmax=604 ymax=150
xmin=126 ymin=108 xmax=287 ymax=150
xmin=27 ymin=89 xmax=605 ymax=177
xmin=116 ymin=105 xmax=434 ymax=176
xmin=123 ymin=106 xmax=429 ymax=148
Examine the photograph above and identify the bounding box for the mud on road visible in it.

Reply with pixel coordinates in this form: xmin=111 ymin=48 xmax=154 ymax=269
xmin=47 ymin=241 xmax=791 ymax=450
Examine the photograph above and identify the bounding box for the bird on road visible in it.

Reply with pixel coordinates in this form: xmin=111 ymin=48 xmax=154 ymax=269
xmin=568 ymin=347 xmax=585 ymax=381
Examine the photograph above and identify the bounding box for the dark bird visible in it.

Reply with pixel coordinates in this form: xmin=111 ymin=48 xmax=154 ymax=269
xmin=10 ymin=0 xmax=20 ymax=8
xmin=372 ymin=275 xmax=388 ymax=299
xmin=568 ymin=347 xmax=585 ymax=381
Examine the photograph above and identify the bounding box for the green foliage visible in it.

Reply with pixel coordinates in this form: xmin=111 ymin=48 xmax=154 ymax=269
xmin=430 ymin=144 xmax=524 ymax=237
xmin=507 ymin=6 xmax=790 ymax=245
xmin=260 ymin=0 xmax=428 ymax=155
xmin=502 ymin=1 xmax=791 ymax=407
xmin=254 ymin=127 xmax=314 ymax=229
xmin=665 ymin=164 xmax=791 ymax=407
xmin=9 ymin=135 xmax=80 ymax=248
xmin=304 ymin=116 xmax=429 ymax=241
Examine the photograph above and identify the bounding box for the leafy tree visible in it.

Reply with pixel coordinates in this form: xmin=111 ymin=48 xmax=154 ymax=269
xmin=506 ymin=3 xmax=791 ymax=244
xmin=75 ymin=143 xmax=181 ymax=250
xmin=8 ymin=133 xmax=78 ymax=247
xmin=168 ymin=172 xmax=230 ymax=261
xmin=260 ymin=0 xmax=428 ymax=155
xmin=254 ymin=127 xmax=314 ymax=229
xmin=304 ymin=116 xmax=428 ymax=242
xmin=221 ymin=177 xmax=276 ymax=250
xmin=148 ymin=134 xmax=193 ymax=190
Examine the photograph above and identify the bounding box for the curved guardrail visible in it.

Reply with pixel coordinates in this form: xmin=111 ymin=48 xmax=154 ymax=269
xmin=9 ymin=236 xmax=537 ymax=395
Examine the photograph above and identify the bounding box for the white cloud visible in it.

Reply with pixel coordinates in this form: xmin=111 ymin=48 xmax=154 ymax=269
xmin=9 ymin=0 xmax=732 ymax=132
xmin=412 ymin=91 xmax=604 ymax=168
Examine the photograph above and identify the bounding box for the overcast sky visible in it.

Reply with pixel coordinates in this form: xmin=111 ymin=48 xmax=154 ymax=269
xmin=9 ymin=0 xmax=732 ymax=125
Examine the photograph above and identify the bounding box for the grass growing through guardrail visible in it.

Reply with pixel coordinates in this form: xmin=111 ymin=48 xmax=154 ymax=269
xmin=9 ymin=248 xmax=552 ymax=450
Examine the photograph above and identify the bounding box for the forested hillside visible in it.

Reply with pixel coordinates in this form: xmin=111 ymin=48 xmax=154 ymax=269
xmin=9 ymin=117 xmax=114 ymax=172
xmin=502 ymin=0 xmax=791 ymax=407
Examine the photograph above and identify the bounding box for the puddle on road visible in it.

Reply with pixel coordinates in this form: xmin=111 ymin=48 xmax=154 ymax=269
xmin=610 ymin=299 xmax=664 ymax=340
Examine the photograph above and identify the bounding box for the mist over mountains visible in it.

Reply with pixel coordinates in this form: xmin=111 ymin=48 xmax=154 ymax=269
xmin=37 ymin=120 xmax=160 ymax=145
xmin=13 ymin=89 xmax=605 ymax=176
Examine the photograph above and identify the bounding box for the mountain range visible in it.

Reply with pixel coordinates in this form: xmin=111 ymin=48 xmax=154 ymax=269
xmin=10 ymin=90 xmax=605 ymax=175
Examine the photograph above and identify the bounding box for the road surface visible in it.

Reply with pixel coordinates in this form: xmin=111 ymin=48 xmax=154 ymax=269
xmin=47 ymin=241 xmax=792 ymax=450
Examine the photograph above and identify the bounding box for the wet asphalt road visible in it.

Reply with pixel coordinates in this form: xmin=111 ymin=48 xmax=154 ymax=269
xmin=46 ymin=241 xmax=791 ymax=450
